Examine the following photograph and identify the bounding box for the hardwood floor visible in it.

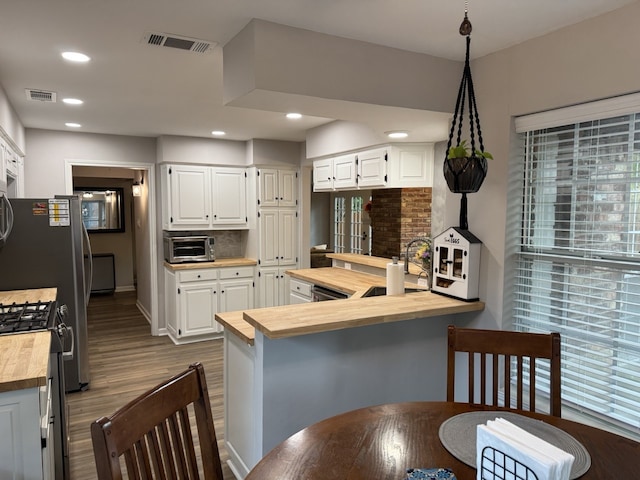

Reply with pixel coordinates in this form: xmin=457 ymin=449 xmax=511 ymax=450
xmin=66 ymin=291 xmax=236 ymax=480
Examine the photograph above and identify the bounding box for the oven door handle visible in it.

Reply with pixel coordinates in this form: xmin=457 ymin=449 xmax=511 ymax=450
xmin=61 ymin=325 xmax=75 ymax=360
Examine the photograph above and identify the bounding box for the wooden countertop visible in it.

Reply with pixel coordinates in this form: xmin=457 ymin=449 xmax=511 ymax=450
xmin=327 ymin=253 xmax=424 ymax=276
xmin=0 ymin=331 xmax=51 ymax=392
xmin=0 ymin=287 xmax=57 ymax=304
xmin=243 ymin=291 xmax=484 ymax=339
xmin=215 ymin=311 xmax=255 ymax=345
xmin=0 ymin=289 xmax=57 ymax=393
xmin=287 ymin=267 xmax=424 ymax=298
xmin=164 ymin=257 xmax=257 ymax=271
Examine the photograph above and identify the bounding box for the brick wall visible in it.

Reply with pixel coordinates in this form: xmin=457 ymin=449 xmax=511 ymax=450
xmin=369 ymin=188 xmax=432 ymax=258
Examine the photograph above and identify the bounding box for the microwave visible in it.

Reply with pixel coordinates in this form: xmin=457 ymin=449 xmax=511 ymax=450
xmin=163 ymin=234 xmax=215 ymax=263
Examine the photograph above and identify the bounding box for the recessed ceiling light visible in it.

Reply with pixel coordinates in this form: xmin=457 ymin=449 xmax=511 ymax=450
xmin=286 ymin=113 xmax=302 ymax=120
xmin=65 ymin=122 xmax=82 ymax=128
xmin=61 ymin=51 xmax=91 ymax=62
xmin=62 ymin=98 xmax=83 ymax=105
xmin=211 ymin=130 xmax=226 ymax=136
xmin=386 ymin=131 xmax=409 ymax=139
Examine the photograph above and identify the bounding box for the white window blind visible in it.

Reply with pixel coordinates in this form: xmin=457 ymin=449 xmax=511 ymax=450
xmin=513 ymin=104 xmax=640 ymax=435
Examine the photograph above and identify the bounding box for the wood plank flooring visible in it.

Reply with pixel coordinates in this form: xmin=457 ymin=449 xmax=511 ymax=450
xmin=66 ymin=291 xmax=236 ymax=480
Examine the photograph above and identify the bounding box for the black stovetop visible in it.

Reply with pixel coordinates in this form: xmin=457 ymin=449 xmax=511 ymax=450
xmin=0 ymin=301 xmax=56 ymax=334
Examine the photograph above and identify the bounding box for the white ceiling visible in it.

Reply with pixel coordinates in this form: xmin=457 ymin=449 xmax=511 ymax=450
xmin=0 ymin=0 xmax=635 ymax=144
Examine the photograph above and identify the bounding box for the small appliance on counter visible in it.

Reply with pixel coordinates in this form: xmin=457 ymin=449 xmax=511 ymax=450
xmin=431 ymin=227 xmax=481 ymax=301
xmin=163 ymin=231 xmax=215 ymax=263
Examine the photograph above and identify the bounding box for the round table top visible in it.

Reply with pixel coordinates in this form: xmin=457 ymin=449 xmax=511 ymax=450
xmin=245 ymin=401 xmax=640 ymax=480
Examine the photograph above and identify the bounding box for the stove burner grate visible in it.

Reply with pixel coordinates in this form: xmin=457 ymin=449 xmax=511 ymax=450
xmin=0 ymin=301 xmax=56 ymax=334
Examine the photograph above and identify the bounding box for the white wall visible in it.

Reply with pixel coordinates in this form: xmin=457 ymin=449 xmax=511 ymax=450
xmin=24 ymin=128 xmax=157 ymax=318
xmin=0 ymin=83 xmax=25 ymax=154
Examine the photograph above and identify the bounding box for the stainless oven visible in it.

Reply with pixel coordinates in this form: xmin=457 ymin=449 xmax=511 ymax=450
xmin=163 ymin=234 xmax=215 ymax=263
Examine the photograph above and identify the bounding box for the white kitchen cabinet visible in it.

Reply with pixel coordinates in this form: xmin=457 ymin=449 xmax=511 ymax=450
xmin=289 ymin=278 xmax=313 ymax=304
xmin=219 ymin=266 xmax=255 ymax=312
xmin=386 ymin=144 xmax=434 ymax=188
xmin=258 ymin=209 xmax=298 ymax=267
xmin=356 ymin=147 xmax=387 ymax=188
xmin=211 ymin=167 xmax=247 ymax=227
xmin=258 ymin=266 xmax=289 ymax=307
xmin=332 ymin=153 xmax=358 ymax=189
xmin=312 ymin=157 xmax=333 ymax=191
xmin=162 ymin=164 xmax=210 ymax=229
xmin=312 ymin=143 xmax=433 ymax=191
xmin=165 ymin=266 xmax=255 ymax=344
xmin=258 ymin=168 xmax=297 ymax=208
xmin=161 ymin=164 xmax=248 ymax=230
xmin=0 ymin=378 xmax=53 ymax=479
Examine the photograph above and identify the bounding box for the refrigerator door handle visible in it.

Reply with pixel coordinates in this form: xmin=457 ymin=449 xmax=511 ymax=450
xmin=0 ymin=194 xmax=14 ymax=246
xmin=82 ymin=224 xmax=93 ymax=306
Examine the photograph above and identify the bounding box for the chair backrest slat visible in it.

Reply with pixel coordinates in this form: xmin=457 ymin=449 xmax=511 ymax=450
xmin=447 ymin=325 xmax=561 ymax=417
xmin=91 ymin=362 xmax=224 ymax=480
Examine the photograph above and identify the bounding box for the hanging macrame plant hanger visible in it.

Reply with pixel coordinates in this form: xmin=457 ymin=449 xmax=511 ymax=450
xmin=443 ymin=8 xmax=488 ymax=230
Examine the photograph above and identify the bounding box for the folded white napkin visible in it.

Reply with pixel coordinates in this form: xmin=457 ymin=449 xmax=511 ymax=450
xmin=476 ymin=418 xmax=574 ymax=480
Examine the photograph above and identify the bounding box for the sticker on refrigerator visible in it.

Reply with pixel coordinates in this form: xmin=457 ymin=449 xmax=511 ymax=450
xmin=49 ymin=199 xmax=71 ymax=226
xmin=31 ymin=202 xmax=48 ymax=215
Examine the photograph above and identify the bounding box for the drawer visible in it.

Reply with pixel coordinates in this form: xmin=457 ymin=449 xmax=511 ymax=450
xmin=290 ymin=279 xmax=313 ymax=298
xmin=219 ymin=266 xmax=254 ymax=280
xmin=178 ymin=270 xmax=218 ymax=282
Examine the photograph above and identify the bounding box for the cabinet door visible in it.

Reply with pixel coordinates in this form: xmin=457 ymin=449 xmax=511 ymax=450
xmin=211 ymin=167 xmax=247 ymax=227
xmin=220 ymin=278 xmax=254 ymax=313
xmin=387 ymin=144 xmax=434 ymax=188
xmin=278 ymin=210 xmax=298 ymax=266
xmin=313 ymin=158 xmax=333 ymax=191
xmin=179 ymin=282 xmax=218 ymax=336
xmin=258 ymin=209 xmax=278 ymax=267
xmin=168 ymin=165 xmax=211 ymax=228
xmin=278 ymin=170 xmax=298 ymax=207
xmin=258 ymin=267 xmax=279 ymax=308
xmin=357 ymin=148 xmax=387 ymax=188
xmin=258 ymin=168 xmax=279 ymax=207
xmin=333 ymin=154 xmax=357 ymax=189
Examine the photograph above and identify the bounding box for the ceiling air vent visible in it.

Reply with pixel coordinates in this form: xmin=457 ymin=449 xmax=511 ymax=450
xmin=25 ymin=89 xmax=57 ymax=102
xmin=142 ymin=32 xmax=215 ymax=54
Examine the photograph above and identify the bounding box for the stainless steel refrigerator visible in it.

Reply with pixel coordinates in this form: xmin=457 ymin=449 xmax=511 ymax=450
xmin=0 ymin=195 xmax=91 ymax=391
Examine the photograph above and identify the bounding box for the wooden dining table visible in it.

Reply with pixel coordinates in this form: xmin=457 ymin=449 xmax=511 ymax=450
xmin=245 ymin=401 xmax=640 ymax=479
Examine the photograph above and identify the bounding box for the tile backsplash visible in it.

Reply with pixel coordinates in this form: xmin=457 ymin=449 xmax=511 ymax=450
xmin=214 ymin=230 xmax=245 ymax=258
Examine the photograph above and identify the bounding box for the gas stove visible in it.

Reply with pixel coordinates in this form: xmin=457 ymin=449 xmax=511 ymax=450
xmin=0 ymin=300 xmax=58 ymax=334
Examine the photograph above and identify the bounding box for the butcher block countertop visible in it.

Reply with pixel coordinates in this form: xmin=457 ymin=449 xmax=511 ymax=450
xmin=0 ymin=288 xmax=57 ymax=393
xmin=215 ymin=311 xmax=255 ymax=345
xmin=287 ymin=267 xmax=422 ymax=298
xmin=164 ymin=257 xmax=257 ymax=271
xmin=242 ymin=291 xmax=484 ymax=339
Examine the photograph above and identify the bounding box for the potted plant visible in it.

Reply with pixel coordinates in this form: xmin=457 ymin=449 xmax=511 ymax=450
xmin=443 ymin=139 xmax=492 ymax=194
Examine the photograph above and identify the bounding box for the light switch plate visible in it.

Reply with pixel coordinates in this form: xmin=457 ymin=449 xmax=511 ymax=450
xmin=344 ymin=262 xmax=351 ymax=270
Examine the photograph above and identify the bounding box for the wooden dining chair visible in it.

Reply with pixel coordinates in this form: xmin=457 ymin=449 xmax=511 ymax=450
xmin=90 ymin=362 xmax=224 ymax=480
xmin=447 ymin=325 xmax=561 ymax=417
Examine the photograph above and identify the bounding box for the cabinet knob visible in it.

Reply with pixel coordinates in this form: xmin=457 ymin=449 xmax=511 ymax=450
xmin=197 ymin=274 xmax=201 ymax=278
xmin=235 ymin=272 xmax=239 ymax=276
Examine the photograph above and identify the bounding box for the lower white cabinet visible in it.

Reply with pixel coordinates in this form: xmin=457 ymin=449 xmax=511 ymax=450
xmin=165 ymin=265 xmax=255 ymax=344
xmin=289 ymin=278 xmax=313 ymax=304
xmin=0 ymin=380 xmax=53 ymax=479
xmin=258 ymin=267 xmax=290 ymax=307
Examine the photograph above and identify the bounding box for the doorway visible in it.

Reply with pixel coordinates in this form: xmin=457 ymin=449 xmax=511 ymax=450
xmin=63 ymin=159 xmax=159 ymax=335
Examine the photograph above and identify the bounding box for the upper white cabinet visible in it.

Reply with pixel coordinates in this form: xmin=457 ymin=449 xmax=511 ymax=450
xmin=258 ymin=168 xmax=297 ymax=208
xmin=312 ymin=143 xmax=433 ymax=191
xmin=0 ymin=139 xmax=24 ymax=197
xmin=161 ymin=164 xmax=248 ymax=230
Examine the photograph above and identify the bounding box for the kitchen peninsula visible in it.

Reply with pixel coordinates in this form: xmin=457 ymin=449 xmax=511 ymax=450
xmin=215 ymin=257 xmax=484 ymax=479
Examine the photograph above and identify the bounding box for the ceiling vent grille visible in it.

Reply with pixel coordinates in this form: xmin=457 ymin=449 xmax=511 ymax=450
xmin=142 ymin=32 xmax=215 ymax=54
xmin=25 ymin=89 xmax=57 ymax=102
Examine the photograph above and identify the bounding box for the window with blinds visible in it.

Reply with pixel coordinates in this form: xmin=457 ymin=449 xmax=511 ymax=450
xmin=514 ymin=108 xmax=640 ymax=435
